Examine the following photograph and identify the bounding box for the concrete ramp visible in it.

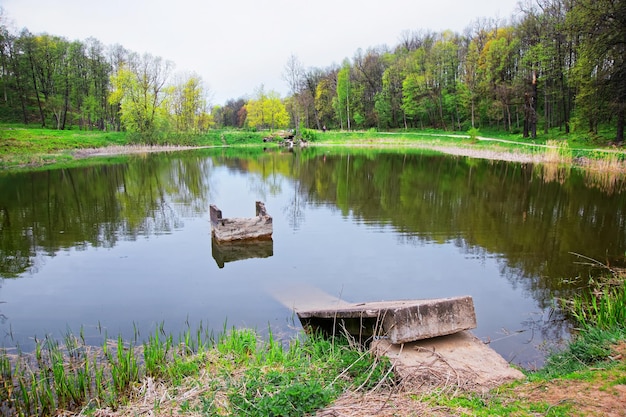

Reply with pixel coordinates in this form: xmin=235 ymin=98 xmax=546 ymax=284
xmin=296 ymin=296 xmax=476 ymax=344
xmin=372 ymin=331 xmax=525 ymax=392
xmin=274 ymin=287 xmax=524 ymax=390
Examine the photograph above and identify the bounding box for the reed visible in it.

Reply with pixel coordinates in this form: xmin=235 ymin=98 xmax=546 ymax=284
xmin=543 ymin=140 xmax=573 ymax=164
xmin=0 ymin=325 xmax=392 ymax=416
xmin=541 ymin=264 xmax=626 ymax=378
xmin=570 ymin=282 xmax=626 ymax=330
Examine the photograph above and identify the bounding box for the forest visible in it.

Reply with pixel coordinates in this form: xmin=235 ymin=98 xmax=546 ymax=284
xmin=0 ymin=0 xmax=624 ymax=143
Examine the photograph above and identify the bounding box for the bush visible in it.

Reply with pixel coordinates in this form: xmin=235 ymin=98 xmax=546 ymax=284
xmin=301 ymin=128 xmax=319 ymax=142
xmin=467 ymin=127 xmax=480 ymax=140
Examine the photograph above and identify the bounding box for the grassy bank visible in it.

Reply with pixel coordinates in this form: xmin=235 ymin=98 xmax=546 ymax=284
xmin=2 ymin=124 xmax=625 ymax=172
xmin=0 ymin=326 xmax=392 ymax=416
xmin=0 ymin=125 xmax=268 ymax=169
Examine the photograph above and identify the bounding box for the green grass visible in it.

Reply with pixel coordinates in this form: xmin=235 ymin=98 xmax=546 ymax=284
xmin=0 ymin=325 xmax=392 ymax=416
xmin=0 ymin=125 xmax=272 ymax=169
xmin=419 ymin=389 xmax=574 ymax=416
xmin=1 ymin=123 xmax=624 ymax=171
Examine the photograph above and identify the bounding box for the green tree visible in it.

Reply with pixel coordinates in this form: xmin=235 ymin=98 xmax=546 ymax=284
xmin=314 ymin=72 xmax=337 ymax=129
xmin=479 ymin=27 xmax=521 ymax=131
xmin=351 ymin=48 xmax=386 ymax=128
xmin=568 ymin=0 xmax=626 ymax=143
xmin=109 ymin=53 xmax=173 ymax=142
xmin=170 ymin=73 xmax=210 ymax=133
xmin=376 ymin=54 xmax=407 ymax=129
xmin=336 ymin=59 xmax=351 ymax=130
xmin=245 ymin=85 xmax=289 ymax=130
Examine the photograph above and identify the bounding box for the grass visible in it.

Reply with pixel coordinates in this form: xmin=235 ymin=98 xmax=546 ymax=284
xmin=0 ymin=325 xmax=392 ymax=416
xmin=1 ymin=123 xmax=625 ymax=172
xmin=0 ymin=125 xmax=270 ymax=169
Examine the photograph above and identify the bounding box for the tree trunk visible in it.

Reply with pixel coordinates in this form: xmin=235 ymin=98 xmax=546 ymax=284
xmin=617 ymin=107 xmax=625 ymax=144
xmin=28 ymin=54 xmax=46 ymax=127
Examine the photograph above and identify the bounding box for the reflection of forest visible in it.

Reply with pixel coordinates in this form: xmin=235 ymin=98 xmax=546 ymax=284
xmin=1 ymin=148 xmax=625 ymax=312
xmin=214 ymin=148 xmax=626 ymax=308
xmin=309 ymin=149 xmax=626 ymax=306
xmin=0 ymin=154 xmax=213 ymax=277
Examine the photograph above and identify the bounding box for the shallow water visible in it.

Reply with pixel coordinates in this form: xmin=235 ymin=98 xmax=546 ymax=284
xmin=1 ymin=147 xmax=625 ymax=368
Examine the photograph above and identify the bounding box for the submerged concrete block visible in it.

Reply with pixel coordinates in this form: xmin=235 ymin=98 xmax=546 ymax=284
xmin=297 ymin=295 xmax=476 ymax=344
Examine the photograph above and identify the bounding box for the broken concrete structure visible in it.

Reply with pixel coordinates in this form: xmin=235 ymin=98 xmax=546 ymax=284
xmin=296 ymin=296 xmax=476 ymax=344
xmin=295 ymin=293 xmax=524 ymax=390
xmin=372 ymin=331 xmax=525 ymax=392
xmin=210 ymin=201 xmax=273 ymax=242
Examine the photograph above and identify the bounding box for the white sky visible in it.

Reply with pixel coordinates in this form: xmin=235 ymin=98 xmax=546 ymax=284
xmin=2 ymin=0 xmax=522 ymax=106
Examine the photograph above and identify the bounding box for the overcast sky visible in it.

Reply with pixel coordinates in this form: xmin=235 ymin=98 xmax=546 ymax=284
xmin=2 ymin=0 xmax=521 ymax=106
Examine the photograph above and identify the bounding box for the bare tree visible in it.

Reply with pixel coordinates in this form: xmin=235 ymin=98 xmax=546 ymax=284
xmin=282 ymin=53 xmax=304 ymax=134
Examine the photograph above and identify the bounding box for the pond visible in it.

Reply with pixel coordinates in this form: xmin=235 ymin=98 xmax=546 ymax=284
xmin=1 ymin=146 xmax=625 ymax=369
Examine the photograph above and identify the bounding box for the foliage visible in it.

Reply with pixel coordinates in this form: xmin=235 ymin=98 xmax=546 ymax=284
xmin=300 ymin=128 xmax=319 ymax=142
xmin=245 ymin=86 xmax=289 ymax=130
xmin=467 ymin=127 xmax=480 ymax=140
xmin=1 ymin=2 xmax=626 ymax=141
xmin=537 ymin=267 xmax=626 ymax=378
xmin=421 ymin=389 xmax=574 ymax=417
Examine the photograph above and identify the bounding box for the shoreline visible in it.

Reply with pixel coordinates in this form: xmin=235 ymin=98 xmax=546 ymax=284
xmin=70 ymin=140 xmax=626 ymax=173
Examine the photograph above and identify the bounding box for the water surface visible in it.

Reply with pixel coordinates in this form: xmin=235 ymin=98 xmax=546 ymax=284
xmin=1 ymin=147 xmax=625 ymax=368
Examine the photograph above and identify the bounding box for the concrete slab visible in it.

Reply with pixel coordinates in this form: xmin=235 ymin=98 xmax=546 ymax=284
xmin=296 ymin=296 xmax=477 ymax=344
xmin=210 ymin=201 xmax=273 ymax=242
xmin=372 ymin=331 xmax=525 ymax=393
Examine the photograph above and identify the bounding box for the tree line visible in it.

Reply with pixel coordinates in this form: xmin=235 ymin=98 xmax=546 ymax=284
xmin=1 ymin=0 xmax=625 ymax=143
xmin=251 ymin=0 xmax=622 ymax=143
xmin=0 ymin=11 xmax=215 ymax=143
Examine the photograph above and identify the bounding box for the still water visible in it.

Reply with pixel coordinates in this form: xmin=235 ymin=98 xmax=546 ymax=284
xmin=1 ymin=147 xmax=625 ymax=368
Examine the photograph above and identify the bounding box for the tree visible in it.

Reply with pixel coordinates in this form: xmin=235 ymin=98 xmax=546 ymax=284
xmin=336 ymin=59 xmax=351 ymax=130
xmin=282 ymin=54 xmax=304 ymax=133
xmin=479 ymin=27 xmax=521 ymax=131
xmin=245 ymin=85 xmax=289 ymax=130
xmin=170 ymin=72 xmax=210 ymax=133
xmin=109 ymin=53 xmax=173 ymax=142
xmin=352 ymin=47 xmax=387 ymax=128
xmin=301 ymin=67 xmax=325 ymax=130
xmin=315 ymin=71 xmax=337 ymax=129
xmin=376 ymin=55 xmax=406 ymax=129
xmin=568 ymin=0 xmax=626 ymax=143
xmin=213 ymin=98 xmax=246 ymax=128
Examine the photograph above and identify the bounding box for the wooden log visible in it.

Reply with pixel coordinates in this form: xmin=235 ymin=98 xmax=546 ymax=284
xmin=210 ymin=201 xmax=273 ymax=242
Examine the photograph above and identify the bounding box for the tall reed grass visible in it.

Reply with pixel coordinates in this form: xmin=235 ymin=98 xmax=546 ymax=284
xmin=569 ymin=282 xmax=626 ymax=331
xmin=542 ymin=263 xmax=626 ymax=377
xmin=543 ymin=140 xmax=573 ymax=164
xmin=0 ymin=324 xmax=392 ymax=416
